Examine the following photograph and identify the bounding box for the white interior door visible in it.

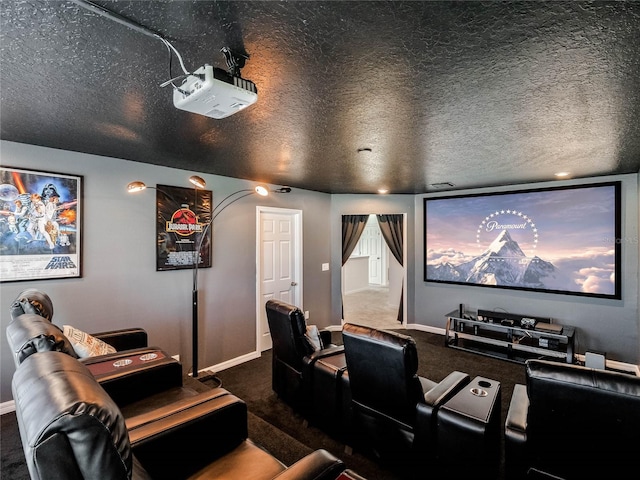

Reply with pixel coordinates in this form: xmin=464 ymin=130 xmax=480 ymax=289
xmin=365 ymin=224 xmax=381 ymax=285
xmin=257 ymin=207 xmax=302 ymax=352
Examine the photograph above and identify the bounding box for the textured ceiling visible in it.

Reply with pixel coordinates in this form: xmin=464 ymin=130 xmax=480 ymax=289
xmin=1 ymin=1 xmax=639 ymax=194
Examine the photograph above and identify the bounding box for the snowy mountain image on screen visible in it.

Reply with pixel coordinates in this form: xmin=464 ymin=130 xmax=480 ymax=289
xmin=427 ymin=230 xmax=567 ymax=288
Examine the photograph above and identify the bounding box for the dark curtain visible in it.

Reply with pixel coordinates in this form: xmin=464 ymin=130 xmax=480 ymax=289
xmin=377 ymin=214 xmax=404 ymax=323
xmin=342 ymin=215 xmax=369 ymax=265
xmin=341 ymin=215 xmax=369 ymax=318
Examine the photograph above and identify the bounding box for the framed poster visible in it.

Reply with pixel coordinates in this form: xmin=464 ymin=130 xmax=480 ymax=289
xmin=0 ymin=167 xmax=82 ymax=282
xmin=156 ymin=184 xmax=212 ymax=271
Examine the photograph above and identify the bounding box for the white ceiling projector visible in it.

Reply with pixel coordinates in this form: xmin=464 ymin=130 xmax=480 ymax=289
xmin=173 ymin=64 xmax=258 ymax=119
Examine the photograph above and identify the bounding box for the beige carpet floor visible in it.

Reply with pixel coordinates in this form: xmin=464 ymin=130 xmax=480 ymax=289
xmin=342 ymin=286 xmax=402 ymax=329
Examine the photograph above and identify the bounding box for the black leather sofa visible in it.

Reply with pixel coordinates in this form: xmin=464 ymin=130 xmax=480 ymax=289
xmin=12 ymin=350 xmax=359 ymax=480
xmin=6 ymin=289 xmax=183 ymax=406
xmin=505 ymin=359 xmax=640 ymax=479
xmin=341 ymin=323 xmax=470 ymax=462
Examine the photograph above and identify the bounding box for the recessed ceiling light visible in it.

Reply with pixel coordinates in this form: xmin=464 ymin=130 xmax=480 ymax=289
xmin=555 ymin=172 xmax=571 ymax=177
xmin=377 ymin=189 xmax=389 ymax=194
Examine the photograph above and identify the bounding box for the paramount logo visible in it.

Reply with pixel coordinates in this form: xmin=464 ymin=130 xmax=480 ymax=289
xmin=485 ymin=220 xmax=527 ymax=231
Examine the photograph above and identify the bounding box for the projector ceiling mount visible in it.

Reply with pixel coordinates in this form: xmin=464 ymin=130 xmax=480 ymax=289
xmin=221 ymin=46 xmax=248 ymax=78
xmin=171 ymin=50 xmax=258 ymax=120
xmin=71 ymin=0 xmax=257 ymax=119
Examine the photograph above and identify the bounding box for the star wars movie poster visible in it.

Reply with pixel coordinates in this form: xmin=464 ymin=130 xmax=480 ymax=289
xmin=0 ymin=167 xmax=82 ymax=282
xmin=156 ymin=184 xmax=212 ymax=271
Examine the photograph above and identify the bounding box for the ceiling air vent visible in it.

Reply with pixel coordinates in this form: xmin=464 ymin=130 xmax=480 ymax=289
xmin=430 ymin=182 xmax=456 ymax=189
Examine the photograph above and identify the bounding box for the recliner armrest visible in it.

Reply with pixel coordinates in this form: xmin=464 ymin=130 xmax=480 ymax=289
xmin=415 ymin=371 xmax=469 ymax=450
xmin=505 ymin=383 xmax=529 ymax=479
xmin=125 ymin=388 xmax=232 ymax=431
xmin=92 ymin=328 xmax=148 ymax=350
xmin=272 ymin=449 xmax=345 ymax=480
xmin=128 ymin=391 xmax=249 ymax=479
xmin=307 ymin=345 xmax=345 ymax=364
xmin=82 ymin=348 xmax=183 ymax=406
xmin=303 ymin=345 xmax=346 ymax=383
xmin=505 ymin=383 xmax=529 ymax=442
xmin=423 ymin=371 xmax=470 ymax=407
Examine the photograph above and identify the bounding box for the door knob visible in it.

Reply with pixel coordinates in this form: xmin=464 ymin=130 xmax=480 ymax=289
xmin=291 ymin=281 xmax=298 ymax=286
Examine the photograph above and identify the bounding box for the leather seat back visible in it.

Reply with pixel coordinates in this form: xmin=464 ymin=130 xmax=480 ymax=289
xmin=526 ymin=360 xmax=640 ymax=478
xmin=342 ymin=323 xmax=423 ymax=426
xmin=12 ymin=351 xmax=131 ymax=480
xmin=266 ymin=299 xmax=316 ymax=372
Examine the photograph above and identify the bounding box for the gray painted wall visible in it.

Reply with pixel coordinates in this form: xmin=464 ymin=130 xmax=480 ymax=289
xmin=1 ymin=140 xmax=638 ymax=405
xmin=413 ymin=175 xmax=639 ymax=365
xmin=0 ymin=141 xmax=333 ymax=403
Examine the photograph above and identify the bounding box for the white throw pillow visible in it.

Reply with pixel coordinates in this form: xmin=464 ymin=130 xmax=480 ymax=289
xmin=305 ymin=325 xmax=324 ymax=351
xmin=63 ymin=325 xmax=117 ymax=358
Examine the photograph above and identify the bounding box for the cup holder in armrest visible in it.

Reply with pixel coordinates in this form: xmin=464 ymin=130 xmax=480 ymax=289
xmin=470 ymin=387 xmax=488 ymax=397
xmin=113 ymin=359 xmax=133 ymax=368
xmin=478 ymin=380 xmax=492 ymax=388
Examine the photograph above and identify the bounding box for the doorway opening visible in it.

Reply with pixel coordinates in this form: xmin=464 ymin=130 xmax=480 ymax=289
xmin=341 ymin=214 xmax=405 ymax=330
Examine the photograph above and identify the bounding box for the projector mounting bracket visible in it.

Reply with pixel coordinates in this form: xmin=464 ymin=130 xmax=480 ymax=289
xmin=220 ymin=47 xmax=248 ymax=78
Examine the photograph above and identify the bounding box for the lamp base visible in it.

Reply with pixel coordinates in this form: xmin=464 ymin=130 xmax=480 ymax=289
xmin=196 ymin=371 xmax=222 ymax=389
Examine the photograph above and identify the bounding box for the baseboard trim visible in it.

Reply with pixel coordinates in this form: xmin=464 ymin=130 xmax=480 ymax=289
xmin=328 ymin=323 xmax=445 ymax=334
xmin=406 ymin=323 xmax=446 ymax=335
xmin=574 ymin=353 xmax=640 ymax=376
xmin=196 ymin=350 xmax=262 ymax=376
xmin=1 ymin=400 xmax=16 ymax=415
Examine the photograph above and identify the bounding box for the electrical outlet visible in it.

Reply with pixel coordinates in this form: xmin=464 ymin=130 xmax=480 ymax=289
xmin=322 ymin=263 xmax=329 ymax=271
xmin=171 ymin=354 xmax=180 ymax=362
xmin=304 ymin=311 xmax=310 ymax=319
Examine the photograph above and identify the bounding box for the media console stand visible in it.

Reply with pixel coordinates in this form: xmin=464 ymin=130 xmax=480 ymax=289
xmin=445 ymin=308 xmax=575 ymax=364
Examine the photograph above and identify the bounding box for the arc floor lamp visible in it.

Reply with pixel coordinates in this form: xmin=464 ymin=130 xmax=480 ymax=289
xmin=127 ymin=176 xmax=290 ymax=377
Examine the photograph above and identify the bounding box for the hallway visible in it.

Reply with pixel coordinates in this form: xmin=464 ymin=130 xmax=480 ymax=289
xmin=343 ymin=285 xmax=401 ymax=330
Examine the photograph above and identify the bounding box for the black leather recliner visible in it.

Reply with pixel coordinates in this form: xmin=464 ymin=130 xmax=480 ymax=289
xmin=6 ymin=289 xmax=182 ymax=406
xmin=265 ymin=299 xmax=344 ymax=410
xmin=341 ymin=323 xmax=470 ymax=462
xmin=505 ymin=359 xmax=640 ymax=479
xmin=11 ymin=351 xmax=355 ymax=480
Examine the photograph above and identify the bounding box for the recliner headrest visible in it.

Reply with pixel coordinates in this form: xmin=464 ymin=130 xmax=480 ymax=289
xmin=343 ymin=323 xmax=419 ymax=374
xmin=6 ymin=313 xmax=78 ymax=366
xmin=10 ymin=288 xmax=54 ymax=321
xmin=526 ymin=359 xmax=640 ymax=402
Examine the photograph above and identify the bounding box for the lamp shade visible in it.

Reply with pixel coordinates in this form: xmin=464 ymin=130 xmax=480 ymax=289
xmin=127 ymin=181 xmax=147 ymax=192
xmin=189 ymin=175 xmax=206 ymax=189
xmin=255 ymin=185 xmax=269 ymax=196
